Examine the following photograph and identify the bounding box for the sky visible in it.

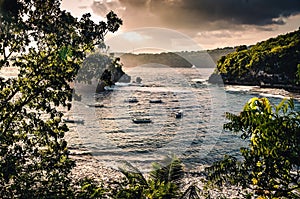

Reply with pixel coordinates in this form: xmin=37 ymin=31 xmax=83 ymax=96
xmin=61 ymin=0 xmax=300 ymax=52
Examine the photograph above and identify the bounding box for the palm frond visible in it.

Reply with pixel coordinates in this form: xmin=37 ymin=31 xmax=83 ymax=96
xmin=118 ymin=161 xmax=148 ymax=186
xmin=150 ymin=156 xmax=185 ymax=187
xmin=180 ymin=184 xmax=202 ymax=199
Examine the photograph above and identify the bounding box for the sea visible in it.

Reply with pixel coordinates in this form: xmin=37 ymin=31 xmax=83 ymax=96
xmin=1 ymin=65 xmax=298 ymax=172
xmin=66 ymin=65 xmax=300 ymax=172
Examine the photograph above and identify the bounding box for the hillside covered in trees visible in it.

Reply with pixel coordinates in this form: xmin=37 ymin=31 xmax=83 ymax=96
xmin=118 ymin=48 xmax=234 ymax=68
xmin=208 ymin=28 xmax=300 ymax=90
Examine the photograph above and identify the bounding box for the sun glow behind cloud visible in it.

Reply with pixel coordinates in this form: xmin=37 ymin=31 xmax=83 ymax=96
xmin=105 ymin=28 xmax=204 ymax=54
xmin=61 ymin=0 xmax=300 ymax=50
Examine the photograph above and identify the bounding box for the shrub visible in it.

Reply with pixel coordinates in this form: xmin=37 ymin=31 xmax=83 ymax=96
xmin=206 ymin=98 xmax=300 ymax=198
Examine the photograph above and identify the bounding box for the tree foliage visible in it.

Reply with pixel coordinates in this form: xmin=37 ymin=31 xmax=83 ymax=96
xmin=206 ymin=98 xmax=300 ymax=198
xmin=209 ymin=29 xmax=300 ymax=87
xmin=77 ymin=52 xmax=129 ymax=86
xmin=76 ymin=52 xmax=114 ymax=84
xmin=120 ymin=52 xmax=193 ymax=68
xmin=0 ymin=0 xmax=121 ymax=197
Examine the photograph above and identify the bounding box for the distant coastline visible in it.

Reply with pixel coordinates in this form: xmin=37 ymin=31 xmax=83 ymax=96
xmin=116 ymin=47 xmax=234 ymax=68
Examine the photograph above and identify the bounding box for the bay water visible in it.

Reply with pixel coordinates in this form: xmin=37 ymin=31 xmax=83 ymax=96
xmin=69 ymin=65 xmax=298 ymax=171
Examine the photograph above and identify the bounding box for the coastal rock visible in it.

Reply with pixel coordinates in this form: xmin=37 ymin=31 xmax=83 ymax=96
xmin=118 ymin=73 xmax=131 ymax=83
xmin=96 ymin=81 xmax=106 ymax=93
xmin=96 ymin=67 xmax=131 ymax=93
xmin=136 ymin=77 xmax=142 ymax=84
xmin=207 ymin=73 xmax=224 ymax=84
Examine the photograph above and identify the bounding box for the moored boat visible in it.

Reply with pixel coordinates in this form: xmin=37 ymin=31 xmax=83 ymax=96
xmin=132 ymin=118 xmax=152 ymax=124
xmin=63 ymin=118 xmax=84 ymax=124
xmin=87 ymin=103 xmax=104 ymax=108
xmin=149 ymin=99 xmax=163 ymax=103
xmin=174 ymin=110 xmax=183 ymax=119
xmin=125 ymin=97 xmax=139 ymax=103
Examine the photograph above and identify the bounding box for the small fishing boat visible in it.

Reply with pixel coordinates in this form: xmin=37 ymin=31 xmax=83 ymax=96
xmin=87 ymin=103 xmax=104 ymax=108
xmin=174 ymin=110 xmax=183 ymax=119
xmin=149 ymin=99 xmax=163 ymax=103
xmin=132 ymin=118 xmax=152 ymax=124
xmin=125 ymin=97 xmax=139 ymax=103
xmin=63 ymin=118 xmax=84 ymax=124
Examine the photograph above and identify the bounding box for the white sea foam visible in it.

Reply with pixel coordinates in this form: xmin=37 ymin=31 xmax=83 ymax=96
xmin=259 ymin=92 xmax=289 ymax=99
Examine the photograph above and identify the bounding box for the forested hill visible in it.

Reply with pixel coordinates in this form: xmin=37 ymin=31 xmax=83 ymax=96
xmin=208 ymin=28 xmax=300 ymax=90
xmin=119 ymin=52 xmax=193 ymax=68
xmin=117 ymin=48 xmax=234 ymax=68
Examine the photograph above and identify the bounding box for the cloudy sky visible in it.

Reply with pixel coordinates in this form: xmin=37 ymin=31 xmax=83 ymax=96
xmin=61 ymin=0 xmax=300 ymax=51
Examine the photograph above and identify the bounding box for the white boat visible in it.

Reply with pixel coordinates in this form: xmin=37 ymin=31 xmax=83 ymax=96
xmin=132 ymin=118 xmax=152 ymax=124
xmin=63 ymin=118 xmax=84 ymax=124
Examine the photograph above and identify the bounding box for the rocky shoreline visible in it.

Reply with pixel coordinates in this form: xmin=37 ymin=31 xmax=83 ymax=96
xmin=225 ymin=85 xmax=300 ymax=100
xmin=69 ymin=153 xmax=250 ymax=198
xmin=70 ymin=154 xmax=123 ymax=184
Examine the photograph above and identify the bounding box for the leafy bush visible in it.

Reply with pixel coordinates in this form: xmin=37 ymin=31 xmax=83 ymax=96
xmin=206 ymin=98 xmax=300 ymax=198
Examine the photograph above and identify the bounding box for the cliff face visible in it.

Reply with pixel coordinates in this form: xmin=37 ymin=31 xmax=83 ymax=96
xmin=208 ymin=29 xmax=300 ymax=91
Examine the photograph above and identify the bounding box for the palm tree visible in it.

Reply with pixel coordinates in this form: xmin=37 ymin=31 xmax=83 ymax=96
xmin=114 ymin=156 xmax=185 ymax=199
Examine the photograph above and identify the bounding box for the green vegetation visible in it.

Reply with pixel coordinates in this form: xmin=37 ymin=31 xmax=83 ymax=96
xmin=114 ymin=157 xmax=184 ymax=199
xmin=206 ymin=32 xmax=300 ymax=197
xmin=119 ymin=52 xmax=193 ymax=68
xmin=206 ymin=98 xmax=300 ymax=198
xmin=209 ymin=29 xmax=300 ymax=89
xmin=0 ymin=0 xmax=121 ymax=197
xmin=119 ymin=48 xmax=233 ymax=68
xmin=206 ymin=27 xmax=300 ymax=199
xmin=77 ymin=52 xmax=116 ymax=85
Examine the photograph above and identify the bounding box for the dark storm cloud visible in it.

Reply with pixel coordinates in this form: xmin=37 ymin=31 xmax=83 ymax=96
xmin=172 ymin=0 xmax=300 ymax=25
xmin=91 ymin=0 xmax=300 ymax=30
